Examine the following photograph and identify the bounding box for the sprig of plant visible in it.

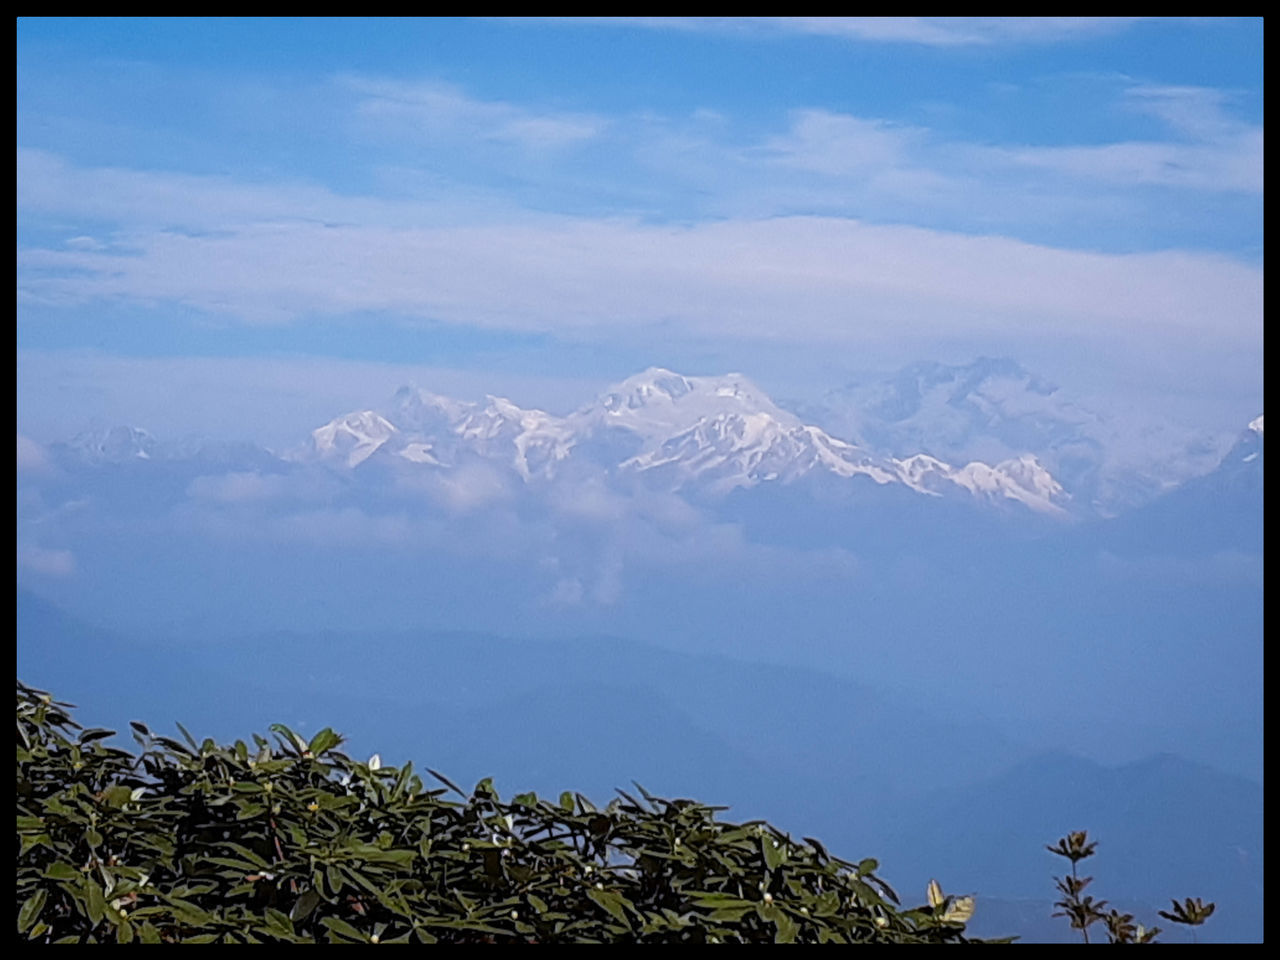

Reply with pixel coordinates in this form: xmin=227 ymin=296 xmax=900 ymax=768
xmin=1047 ymin=830 xmax=1105 ymax=943
xmin=1047 ymin=830 xmax=1214 ymax=944
xmin=1158 ymin=897 xmax=1216 ymax=943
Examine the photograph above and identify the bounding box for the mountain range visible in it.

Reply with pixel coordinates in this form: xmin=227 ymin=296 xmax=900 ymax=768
xmin=794 ymin=358 xmax=1242 ymax=516
xmin=40 ymin=362 xmax=1260 ymax=525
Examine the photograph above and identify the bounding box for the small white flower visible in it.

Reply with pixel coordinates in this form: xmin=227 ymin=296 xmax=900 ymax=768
xmin=368 ymin=754 xmax=381 ymax=771
xmin=763 ymin=892 xmax=773 ymax=904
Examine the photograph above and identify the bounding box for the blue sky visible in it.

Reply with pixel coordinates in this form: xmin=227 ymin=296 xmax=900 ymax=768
xmin=17 ymin=17 xmax=1264 ymax=443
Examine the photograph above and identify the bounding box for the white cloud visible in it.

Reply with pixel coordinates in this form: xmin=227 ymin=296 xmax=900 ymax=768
xmin=397 ymin=461 xmax=514 ymax=513
xmin=1003 ymin=135 xmax=1262 ymax=193
xmin=760 ymin=110 xmax=923 ymax=177
xmin=345 ymin=77 xmax=607 ymax=150
xmin=18 ymin=545 xmax=76 ymax=578
xmin=186 ymin=471 xmax=337 ymax=505
xmin=17 ymin=205 xmax=1262 ymax=349
xmin=546 ymin=576 xmax=585 ymax=606
xmin=16 ymin=434 xmax=52 ymax=474
xmin=1000 ymin=84 xmax=1263 ymax=194
xmin=1125 ymin=84 xmax=1246 ymax=141
xmin=575 ymin=17 xmax=1146 ymax=47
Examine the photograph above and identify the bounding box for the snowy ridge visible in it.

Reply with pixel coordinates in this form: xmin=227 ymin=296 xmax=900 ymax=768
xmin=301 ymin=411 xmax=398 ymax=468
xmin=64 ymin=425 xmax=157 ymax=463
xmin=290 ymin=366 xmax=1069 ymax=516
xmin=803 ymin=358 xmax=1233 ymax=515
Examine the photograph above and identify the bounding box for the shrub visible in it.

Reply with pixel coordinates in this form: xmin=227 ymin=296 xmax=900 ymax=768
xmin=16 ymin=681 xmax=996 ymax=944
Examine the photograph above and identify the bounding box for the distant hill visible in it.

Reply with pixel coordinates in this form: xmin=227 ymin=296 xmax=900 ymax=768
xmin=17 ymin=592 xmax=1262 ymax=941
xmin=873 ymin=751 xmax=1263 ymax=943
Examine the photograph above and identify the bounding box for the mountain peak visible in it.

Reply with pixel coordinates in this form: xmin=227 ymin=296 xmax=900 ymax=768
xmin=304 ymin=410 xmax=397 ymax=468
xmin=65 ymin=424 xmax=158 ymax=463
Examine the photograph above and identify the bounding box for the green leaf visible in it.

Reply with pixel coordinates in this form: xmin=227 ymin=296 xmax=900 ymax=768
xmin=320 ymin=916 xmax=368 ymax=942
xmin=560 ymin=791 xmax=576 ymax=812
xmin=290 ymin=888 xmax=322 ymax=923
xmin=327 ymin=865 xmax=345 ymax=897
xmin=427 ymin=768 xmax=465 ymax=797
xmin=587 ymin=889 xmax=632 ymax=929
xmin=174 ymin=721 xmax=200 ymax=752
xmin=773 ymin=909 xmax=799 ymax=943
xmin=307 ymin=727 xmax=343 ymax=756
xmin=264 ymin=908 xmax=295 ymax=938
xmin=84 ymin=878 xmax=107 ymax=926
xmin=762 ymin=835 xmax=786 ymax=870
xmin=43 ymin=862 xmax=80 ymax=881
xmin=18 ymin=889 xmax=48 ymax=933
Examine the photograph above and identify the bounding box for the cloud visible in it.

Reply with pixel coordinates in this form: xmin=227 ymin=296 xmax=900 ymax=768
xmin=574 ymin=17 xmax=1147 ymax=47
xmin=17 ymin=201 xmax=1263 ymax=349
xmin=999 ymin=84 xmax=1263 ymax=193
xmin=760 ymin=110 xmax=924 ymax=177
xmin=395 ymin=461 xmax=515 ymax=513
xmin=18 ymin=545 xmax=76 ymax=578
xmin=186 ymin=471 xmax=338 ymax=505
xmin=16 ymin=434 xmax=53 ymax=474
xmin=345 ymin=77 xmax=607 ymax=150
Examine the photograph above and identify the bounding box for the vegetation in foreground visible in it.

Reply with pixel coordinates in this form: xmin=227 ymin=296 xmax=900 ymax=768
xmin=16 ymin=681 xmax=1213 ymax=944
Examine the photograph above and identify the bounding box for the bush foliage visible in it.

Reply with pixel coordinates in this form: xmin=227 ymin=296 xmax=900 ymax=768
xmin=16 ymin=681 xmax=995 ymax=944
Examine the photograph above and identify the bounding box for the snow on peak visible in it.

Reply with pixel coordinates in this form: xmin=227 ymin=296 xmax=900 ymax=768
xmin=290 ymin=368 xmax=1071 ymax=517
xmin=389 ymin=386 xmax=471 ymax=433
xmin=1249 ymin=414 xmax=1263 ymax=436
xmin=894 ymin=452 xmax=1067 ymax=514
xmin=580 ymin=368 xmax=798 ymax=442
xmin=67 ymin=425 xmax=158 ymax=462
xmin=306 ymin=410 xmax=397 ymax=468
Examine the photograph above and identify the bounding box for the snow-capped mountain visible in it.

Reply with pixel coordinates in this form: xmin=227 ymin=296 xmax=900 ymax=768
xmin=62 ymin=425 xmax=158 ymax=463
xmin=302 ymin=410 xmax=399 ymax=469
xmin=293 ymin=367 xmax=1069 ymax=515
xmin=1204 ymin=413 xmax=1264 ymax=494
xmin=1094 ymin=413 xmax=1263 ymax=554
xmin=53 ymin=425 xmax=278 ymax=471
xmin=797 ymin=358 xmax=1234 ymax=516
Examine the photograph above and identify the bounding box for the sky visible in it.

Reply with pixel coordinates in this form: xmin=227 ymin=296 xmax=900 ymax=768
xmin=16 ymin=17 xmax=1264 ymax=445
xmin=14 ymin=25 xmax=1266 ymax=935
